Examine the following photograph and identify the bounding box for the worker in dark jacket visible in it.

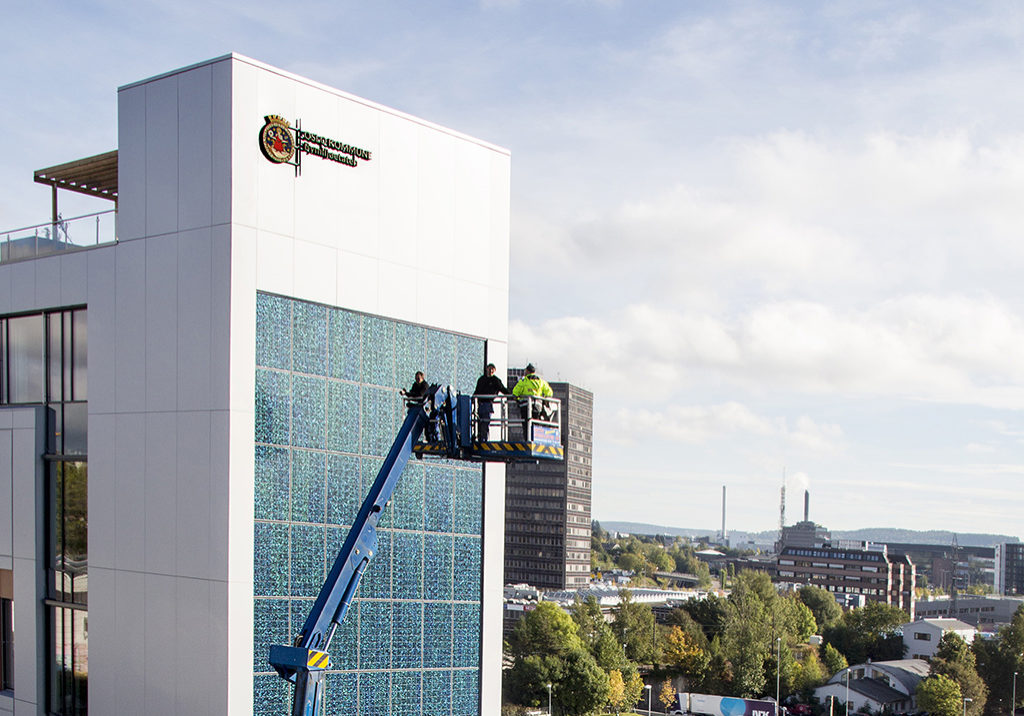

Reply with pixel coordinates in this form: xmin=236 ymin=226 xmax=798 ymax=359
xmin=400 ymin=371 xmax=435 ymax=440
xmin=473 ymin=363 xmax=510 ymax=440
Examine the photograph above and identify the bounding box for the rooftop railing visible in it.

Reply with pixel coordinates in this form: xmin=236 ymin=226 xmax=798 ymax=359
xmin=1 ymin=209 xmax=117 ymax=263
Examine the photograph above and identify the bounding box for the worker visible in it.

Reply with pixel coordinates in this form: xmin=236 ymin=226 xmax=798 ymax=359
xmin=473 ymin=363 xmax=510 ymax=440
xmin=512 ymin=363 xmax=553 ymax=434
xmin=400 ymin=371 xmax=435 ymax=440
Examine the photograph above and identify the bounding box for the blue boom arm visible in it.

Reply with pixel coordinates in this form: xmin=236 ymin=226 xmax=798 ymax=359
xmin=269 ymin=386 xmax=453 ymax=716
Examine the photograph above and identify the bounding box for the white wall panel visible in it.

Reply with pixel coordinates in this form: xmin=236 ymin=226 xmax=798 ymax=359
xmin=87 ymin=246 xmax=117 ymax=415
xmin=115 ymin=570 xmax=147 ymax=716
xmin=33 ymin=254 xmax=61 ymax=310
xmin=118 ymin=85 xmax=147 ymax=241
xmin=211 ymin=223 xmax=234 ymax=411
xmin=177 ymin=227 xmax=214 ymax=412
xmin=114 ymin=240 xmax=147 ymax=413
xmin=145 ymin=76 xmax=180 ymax=237
xmin=9 ymin=259 xmax=34 ymax=314
xmin=231 ymin=62 xmax=260 ymax=229
xmin=145 ymin=232 xmax=178 ymax=411
xmin=416 ymin=128 xmax=456 ymax=270
xmin=453 ymin=142 xmax=491 ymax=281
xmin=59 ymin=249 xmax=89 ymax=306
xmin=114 ymin=412 xmax=146 ymax=572
xmin=88 ymin=412 xmax=116 ymax=569
xmin=0 ymin=430 xmax=10 ymax=560
xmin=377 ymin=113 xmax=419 ymax=265
xmin=178 ymin=64 xmax=214 ymax=232
xmin=255 ymin=230 xmax=294 ymax=297
xmin=0 ymin=266 xmax=11 ymax=315
xmin=145 ymin=411 xmax=177 ymax=575
xmin=293 ymin=238 xmax=337 ymax=306
xmin=212 ymin=59 xmax=234 ymax=227
xmin=176 ymin=410 xmax=213 ymax=580
xmin=336 ymin=250 xmax=379 ymax=314
xmin=87 ymin=565 xmax=118 ymax=715
xmin=377 ymin=260 xmax=418 ymax=325
xmin=144 ymin=573 xmax=177 ymax=716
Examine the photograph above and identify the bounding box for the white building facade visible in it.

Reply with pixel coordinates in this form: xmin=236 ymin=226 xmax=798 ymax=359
xmin=902 ymin=618 xmax=975 ymax=660
xmin=0 ymin=53 xmax=511 ymax=716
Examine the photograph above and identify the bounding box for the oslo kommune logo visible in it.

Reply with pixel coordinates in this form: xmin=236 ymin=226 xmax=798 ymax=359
xmin=259 ymin=115 xmax=295 ymax=164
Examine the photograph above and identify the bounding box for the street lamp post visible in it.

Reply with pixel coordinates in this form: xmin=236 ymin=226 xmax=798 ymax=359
xmin=845 ymin=669 xmax=850 ymax=716
xmin=645 ymin=684 xmax=652 ymax=715
xmin=547 ymin=683 xmax=552 ymax=716
xmin=963 ymin=697 xmax=973 ymax=716
xmin=1012 ymin=672 xmax=1018 ymax=716
xmin=776 ymin=637 xmax=782 ymax=716
xmin=828 ymin=695 xmax=834 ymax=716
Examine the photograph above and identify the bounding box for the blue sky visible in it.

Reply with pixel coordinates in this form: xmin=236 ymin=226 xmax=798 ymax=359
xmin=3 ymin=1 xmax=1023 ymax=538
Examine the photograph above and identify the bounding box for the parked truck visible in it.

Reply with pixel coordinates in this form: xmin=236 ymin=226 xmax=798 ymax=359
xmin=671 ymin=693 xmax=779 ymax=716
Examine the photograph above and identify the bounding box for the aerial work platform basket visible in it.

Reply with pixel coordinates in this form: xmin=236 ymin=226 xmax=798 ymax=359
xmin=411 ymin=393 xmax=563 ymax=461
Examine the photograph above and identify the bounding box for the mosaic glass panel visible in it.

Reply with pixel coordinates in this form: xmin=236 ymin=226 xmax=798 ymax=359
xmin=325 ymin=672 xmax=358 ymax=716
xmin=292 ymin=300 xmax=327 ymax=376
xmin=453 ymin=670 xmax=479 ymax=716
xmin=254 ymin=294 xmax=485 ymax=716
xmin=291 ymin=375 xmax=326 ymax=449
xmin=392 ymin=601 xmax=424 ymax=669
xmin=359 ymin=671 xmax=392 ymax=716
xmin=255 ymin=369 xmax=290 ymax=446
xmin=253 ymin=598 xmax=290 ymax=671
xmin=424 ymin=329 xmax=457 ymax=386
xmin=452 ymin=470 xmax=481 ymax=536
xmin=289 ymin=524 xmax=325 ymax=598
xmin=253 ymin=673 xmax=291 ymax=716
xmin=290 ymin=449 xmax=326 ymax=524
xmin=423 ymin=602 xmax=453 ymax=669
xmin=456 ymin=335 xmax=485 ymax=396
xmin=327 ymin=380 xmax=360 ymax=454
xmin=424 ymin=465 xmax=453 ymax=533
xmin=395 ymin=322 xmax=426 ymax=382
xmin=424 ymin=535 xmax=453 ymax=601
xmin=453 ymin=536 xmax=482 ymax=602
xmin=423 ymin=670 xmax=452 ymax=716
xmin=254 ymin=522 xmax=289 ymax=596
xmin=392 ymin=532 xmax=423 ymax=600
xmin=328 ymin=308 xmax=362 ymax=381
xmin=392 ymin=670 xmax=423 ymax=716
xmin=256 ymin=293 xmax=291 ymax=370
xmin=325 ymin=454 xmax=361 ymax=526
xmin=254 ymin=445 xmax=290 ymax=521
xmin=359 ymin=600 xmax=392 ymax=670
xmin=452 ymin=604 xmax=481 ymax=669
xmin=362 ymin=315 xmax=394 ymax=387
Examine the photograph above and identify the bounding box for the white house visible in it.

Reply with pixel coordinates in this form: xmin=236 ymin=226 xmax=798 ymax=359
xmin=902 ymin=618 xmax=975 ymax=660
xmin=814 ymin=660 xmax=930 ymax=715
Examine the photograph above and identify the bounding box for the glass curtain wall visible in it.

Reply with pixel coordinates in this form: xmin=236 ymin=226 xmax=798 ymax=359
xmin=253 ymin=293 xmax=486 ymax=716
xmin=0 ymin=308 xmax=87 ymax=715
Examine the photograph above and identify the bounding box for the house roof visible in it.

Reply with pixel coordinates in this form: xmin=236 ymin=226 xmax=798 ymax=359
xmin=829 ymin=660 xmax=930 ymax=694
xmin=907 ymin=618 xmax=974 ymax=631
xmin=850 ymin=678 xmax=912 ymax=705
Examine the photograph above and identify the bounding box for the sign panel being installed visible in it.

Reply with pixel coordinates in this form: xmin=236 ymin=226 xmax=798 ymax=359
xmin=259 ymin=115 xmax=372 ymax=174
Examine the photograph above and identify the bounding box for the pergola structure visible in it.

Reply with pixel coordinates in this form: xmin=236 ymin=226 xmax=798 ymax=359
xmin=33 ymin=150 xmax=118 ymax=222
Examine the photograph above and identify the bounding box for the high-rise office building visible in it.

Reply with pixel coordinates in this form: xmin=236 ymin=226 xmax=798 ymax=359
xmin=995 ymin=543 xmax=1024 ymax=595
xmin=504 ymin=375 xmax=593 ymax=590
xmin=0 ymin=54 xmax=511 ymax=716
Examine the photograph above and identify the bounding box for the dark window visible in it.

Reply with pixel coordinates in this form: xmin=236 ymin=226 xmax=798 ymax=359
xmin=49 ymin=606 xmax=87 ymax=715
xmin=1 ymin=592 xmax=12 ymax=691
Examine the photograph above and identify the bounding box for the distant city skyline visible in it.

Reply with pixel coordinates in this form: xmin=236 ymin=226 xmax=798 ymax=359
xmin=3 ymin=2 xmax=1024 ymax=537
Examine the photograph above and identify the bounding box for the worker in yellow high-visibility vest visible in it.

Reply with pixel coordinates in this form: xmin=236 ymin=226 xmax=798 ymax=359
xmin=512 ymin=364 xmax=553 ymax=435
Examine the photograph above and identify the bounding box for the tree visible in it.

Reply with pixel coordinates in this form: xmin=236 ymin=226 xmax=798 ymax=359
xmin=823 ymin=602 xmax=907 ymax=665
xmin=509 ymin=601 xmax=584 ymax=658
xmin=664 ymin=626 xmax=711 ymax=680
xmin=571 ymin=596 xmax=626 ymax=671
xmin=821 ymin=643 xmax=848 ymax=676
xmin=972 ymin=604 xmax=1024 ymax=716
xmin=917 ymin=674 xmax=963 ymax=716
xmin=795 ymin=647 xmax=827 ymax=698
xmin=613 ymin=590 xmax=660 ymax=664
xmin=557 ymin=648 xmax=611 ymax=716
xmin=793 ymin=602 xmax=818 ymax=642
xmin=798 ymin=586 xmax=842 ymax=631
xmin=608 ymin=671 xmax=626 ymax=716
xmin=681 ymin=594 xmax=730 ymax=644
xmin=659 ymin=679 xmax=677 ymax=712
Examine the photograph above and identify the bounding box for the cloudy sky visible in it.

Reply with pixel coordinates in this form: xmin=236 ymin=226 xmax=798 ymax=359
xmin=3 ymin=1 xmax=1023 ymax=539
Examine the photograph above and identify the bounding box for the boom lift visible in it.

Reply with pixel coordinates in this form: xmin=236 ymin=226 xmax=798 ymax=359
xmin=269 ymin=384 xmax=563 ymax=716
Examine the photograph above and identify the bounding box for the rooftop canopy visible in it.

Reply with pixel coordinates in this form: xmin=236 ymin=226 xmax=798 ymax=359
xmin=34 ymin=150 xmax=118 ymax=202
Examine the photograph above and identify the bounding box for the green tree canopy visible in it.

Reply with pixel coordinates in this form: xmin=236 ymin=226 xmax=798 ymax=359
xmin=823 ymin=602 xmax=907 ymax=665
xmin=821 ymin=643 xmax=848 ymax=676
xmin=509 ymin=601 xmax=584 ymax=659
xmin=612 ymin=590 xmax=660 ymax=664
xmin=916 ymin=673 xmax=963 ymax=716
xmin=570 ymin=596 xmax=626 ymax=671
xmin=797 ymin=586 xmax=842 ymax=631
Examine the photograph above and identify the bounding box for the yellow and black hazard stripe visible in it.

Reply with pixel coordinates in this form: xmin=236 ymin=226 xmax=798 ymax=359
xmin=307 ymin=649 xmax=330 ymax=670
xmin=530 ymin=444 xmax=564 ymax=457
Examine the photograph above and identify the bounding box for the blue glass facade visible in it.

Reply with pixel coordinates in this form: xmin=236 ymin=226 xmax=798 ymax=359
xmin=253 ymin=293 xmax=486 ymax=716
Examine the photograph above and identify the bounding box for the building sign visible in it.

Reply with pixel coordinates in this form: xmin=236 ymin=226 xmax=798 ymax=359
xmin=259 ymin=115 xmax=372 ymax=174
